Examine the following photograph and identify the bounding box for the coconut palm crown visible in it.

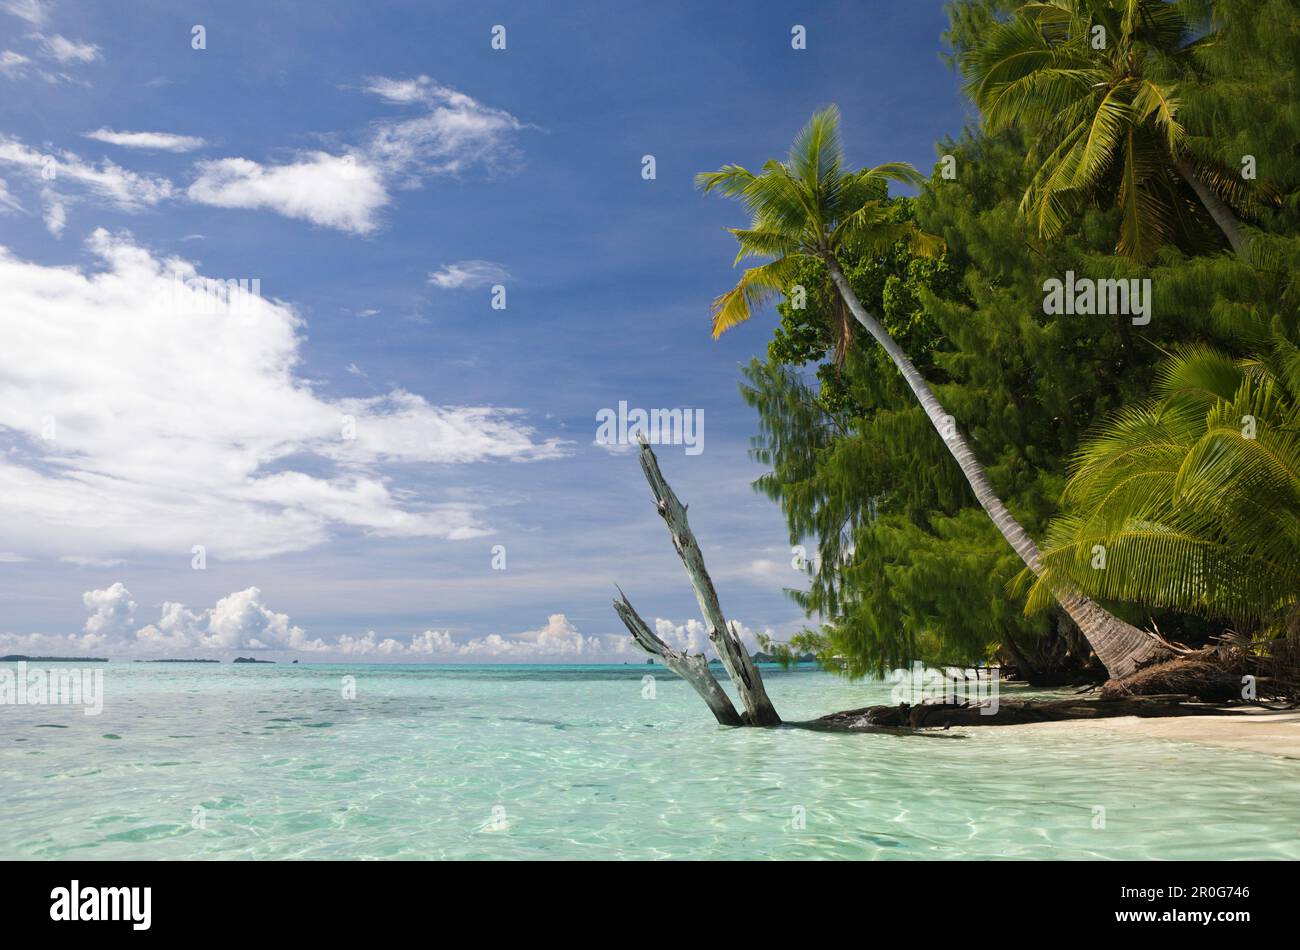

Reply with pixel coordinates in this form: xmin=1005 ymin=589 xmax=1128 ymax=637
xmin=962 ymin=0 xmax=1268 ymax=261
xmin=696 ymin=105 xmax=943 ymax=339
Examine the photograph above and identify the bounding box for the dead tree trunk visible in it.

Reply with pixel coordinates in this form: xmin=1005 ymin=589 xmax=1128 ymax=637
xmin=615 ymin=437 xmax=782 ymax=726
xmin=613 ymin=589 xmax=743 ymax=726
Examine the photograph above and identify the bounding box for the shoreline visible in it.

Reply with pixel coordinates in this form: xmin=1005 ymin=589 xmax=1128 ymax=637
xmin=996 ymin=706 xmax=1300 ymax=760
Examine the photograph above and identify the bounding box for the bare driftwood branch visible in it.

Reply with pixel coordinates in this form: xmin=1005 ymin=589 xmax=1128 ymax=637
xmin=613 ymin=588 xmax=743 ymax=726
xmin=634 ymin=438 xmax=781 ymax=725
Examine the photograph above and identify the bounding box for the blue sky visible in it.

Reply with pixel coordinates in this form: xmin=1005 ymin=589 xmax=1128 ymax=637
xmin=0 ymin=0 xmax=970 ymax=660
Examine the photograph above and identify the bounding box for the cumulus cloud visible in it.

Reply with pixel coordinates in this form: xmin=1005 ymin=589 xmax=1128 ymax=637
xmin=82 ymin=582 xmax=136 ymax=643
xmin=451 ymin=614 xmax=611 ymax=658
xmin=187 ymin=152 xmax=388 ymax=234
xmin=428 ymin=260 xmax=510 ymax=290
xmin=654 ymin=618 xmax=764 ymax=656
xmin=0 ymin=586 xmax=645 ymax=660
xmin=93 ymin=586 xmax=325 ymax=654
xmin=0 ymin=582 xmax=775 ymax=663
xmin=84 ymin=128 xmax=206 ymax=152
xmin=0 ymin=230 xmax=565 ymax=562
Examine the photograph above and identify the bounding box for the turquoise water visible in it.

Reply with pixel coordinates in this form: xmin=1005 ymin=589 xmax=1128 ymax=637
xmin=2 ymin=661 xmax=1298 ymax=860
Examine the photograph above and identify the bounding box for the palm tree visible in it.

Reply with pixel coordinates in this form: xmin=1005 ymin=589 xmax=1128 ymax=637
xmin=1027 ymin=339 xmax=1299 ymax=634
xmin=962 ymin=0 xmax=1264 ymax=261
xmin=698 ymin=105 xmax=1170 ymax=679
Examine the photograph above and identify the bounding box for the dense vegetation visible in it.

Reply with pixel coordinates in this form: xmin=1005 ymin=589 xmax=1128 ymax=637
xmin=719 ymin=0 xmax=1299 ymax=682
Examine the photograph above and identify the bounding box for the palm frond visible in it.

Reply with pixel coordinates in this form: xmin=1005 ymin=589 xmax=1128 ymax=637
xmin=708 ymin=257 xmax=803 ymax=338
xmin=1034 ymin=335 xmax=1300 ymax=630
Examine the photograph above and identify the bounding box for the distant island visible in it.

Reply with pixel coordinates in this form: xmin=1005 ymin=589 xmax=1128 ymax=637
xmin=232 ymin=657 xmax=275 ymax=664
xmin=702 ymin=652 xmax=820 ymax=666
xmin=134 ymin=659 xmax=221 ymax=663
xmin=0 ymin=655 xmax=108 ymax=662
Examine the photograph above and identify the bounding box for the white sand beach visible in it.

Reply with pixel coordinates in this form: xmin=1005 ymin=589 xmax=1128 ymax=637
xmin=1015 ymin=707 xmax=1300 ymax=760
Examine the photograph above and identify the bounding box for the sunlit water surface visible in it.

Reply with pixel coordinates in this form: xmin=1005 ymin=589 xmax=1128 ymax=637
xmin=2 ymin=661 xmax=1298 ymax=859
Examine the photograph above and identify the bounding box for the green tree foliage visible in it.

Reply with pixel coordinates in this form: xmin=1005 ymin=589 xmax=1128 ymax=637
xmin=961 ymin=0 xmax=1277 ymax=260
xmin=1028 ymin=329 xmax=1300 ymax=636
xmin=740 ymin=0 xmax=1299 ymax=676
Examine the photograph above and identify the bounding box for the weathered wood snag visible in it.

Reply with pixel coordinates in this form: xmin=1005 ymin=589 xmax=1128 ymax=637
xmin=613 ymin=588 xmax=743 ymax=726
xmin=615 ymin=438 xmax=781 ymax=726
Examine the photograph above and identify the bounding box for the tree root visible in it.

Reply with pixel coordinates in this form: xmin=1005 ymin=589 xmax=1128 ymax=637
xmin=1099 ymin=646 xmax=1300 ymax=704
xmin=1099 ymin=657 xmax=1245 ymax=702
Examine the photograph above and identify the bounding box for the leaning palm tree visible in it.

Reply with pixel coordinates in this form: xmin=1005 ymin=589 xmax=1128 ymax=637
xmin=962 ymin=0 xmax=1266 ymax=261
xmin=1026 ymin=339 xmax=1300 ymax=633
xmin=699 ymin=104 xmax=1169 ymax=678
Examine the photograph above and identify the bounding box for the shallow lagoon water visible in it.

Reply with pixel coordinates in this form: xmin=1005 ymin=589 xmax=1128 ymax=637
xmin=2 ymin=661 xmax=1298 ymax=860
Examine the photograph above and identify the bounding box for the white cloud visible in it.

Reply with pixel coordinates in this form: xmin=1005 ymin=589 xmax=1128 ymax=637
xmin=408 ymin=628 xmax=455 ymax=654
xmin=654 ymin=618 xmax=764 ymax=657
xmin=178 ymin=77 xmax=527 ymax=234
xmin=451 ymin=614 xmax=610 ymax=657
xmin=0 ymin=49 xmax=30 ymax=78
xmin=187 ymin=152 xmax=387 ymax=234
xmin=364 ymin=76 xmax=525 ymax=178
xmin=0 ymin=176 xmax=21 ymax=212
xmin=0 ymin=230 xmax=565 ymax=562
xmin=0 ymin=586 xmax=621 ymax=660
xmin=0 ymin=136 xmax=173 ymax=210
xmin=0 ymin=580 xmax=769 ymax=663
xmin=200 ymin=587 xmax=311 ymax=650
xmin=41 ymin=188 xmax=64 ymax=236
xmin=84 ymin=128 xmax=206 ymax=152
xmin=82 ymin=582 xmax=136 ymax=642
xmin=130 ymin=587 xmax=325 ymax=653
xmin=37 ymin=34 xmax=99 ymax=63
xmin=363 ymin=75 xmax=433 ymax=104
xmin=428 ymin=260 xmax=510 ymax=290
xmin=0 ymin=0 xmax=50 ymax=26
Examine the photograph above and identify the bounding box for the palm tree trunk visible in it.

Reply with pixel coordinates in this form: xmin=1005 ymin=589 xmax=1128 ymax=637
xmin=823 ymin=256 xmax=1170 ymax=679
xmin=1174 ymin=158 xmax=1247 ymax=258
